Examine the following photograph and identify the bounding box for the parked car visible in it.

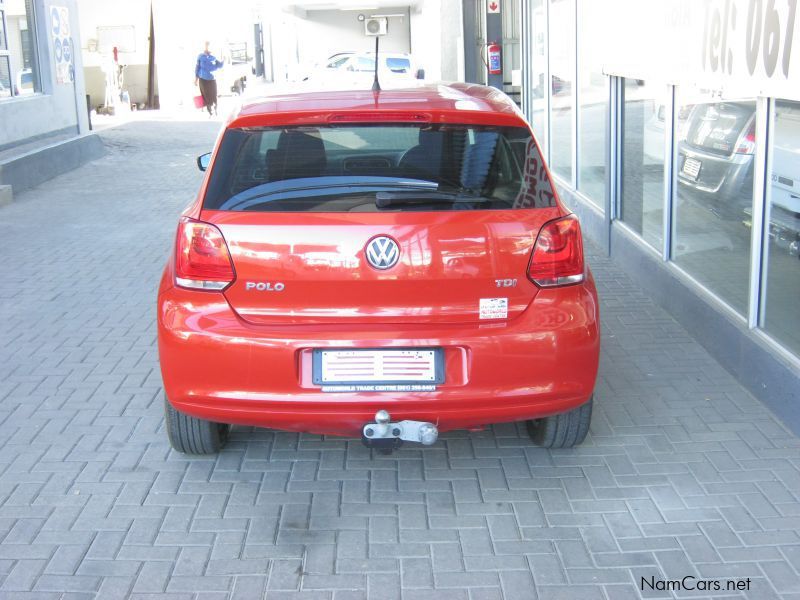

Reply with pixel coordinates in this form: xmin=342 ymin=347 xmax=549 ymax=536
xmin=158 ymin=83 xmax=600 ymax=455
xmin=643 ymin=102 xmax=694 ymax=165
xmin=677 ymin=99 xmax=800 ymax=257
xmin=532 ymin=72 xmax=570 ymax=97
xmin=677 ymin=100 xmax=757 ymax=209
xmin=14 ymin=68 xmax=34 ymax=95
xmin=771 ymin=102 xmax=800 ymax=216
xmin=302 ymin=51 xmax=423 ymax=88
xmin=765 ymin=102 xmax=800 ymax=257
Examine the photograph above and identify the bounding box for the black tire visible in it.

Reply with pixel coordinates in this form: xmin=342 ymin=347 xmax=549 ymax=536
xmin=164 ymin=396 xmax=230 ymax=454
xmin=527 ymin=397 xmax=593 ymax=448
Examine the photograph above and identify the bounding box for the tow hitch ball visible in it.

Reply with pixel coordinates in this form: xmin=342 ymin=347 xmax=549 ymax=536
xmin=362 ymin=410 xmax=438 ymax=454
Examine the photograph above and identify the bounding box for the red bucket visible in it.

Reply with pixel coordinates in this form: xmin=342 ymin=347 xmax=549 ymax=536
xmin=193 ymin=95 xmax=205 ymax=109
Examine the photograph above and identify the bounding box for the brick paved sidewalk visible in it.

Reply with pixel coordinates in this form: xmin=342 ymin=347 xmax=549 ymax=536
xmin=0 ymin=120 xmax=798 ymax=600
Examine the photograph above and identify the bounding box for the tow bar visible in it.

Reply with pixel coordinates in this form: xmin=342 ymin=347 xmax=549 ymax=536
xmin=362 ymin=410 xmax=438 ymax=454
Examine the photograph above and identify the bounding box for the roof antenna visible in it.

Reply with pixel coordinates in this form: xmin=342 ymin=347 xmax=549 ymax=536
xmin=371 ymin=35 xmax=381 ymax=92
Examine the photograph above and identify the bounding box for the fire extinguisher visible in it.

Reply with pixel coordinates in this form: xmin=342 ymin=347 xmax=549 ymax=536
xmin=487 ymin=42 xmax=502 ymax=75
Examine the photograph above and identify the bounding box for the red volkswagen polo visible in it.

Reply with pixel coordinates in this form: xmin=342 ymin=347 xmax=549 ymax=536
xmin=158 ymin=83 xmax=600 ymax=454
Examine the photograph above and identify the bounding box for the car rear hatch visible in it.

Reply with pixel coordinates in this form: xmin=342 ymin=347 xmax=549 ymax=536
xmin=196 ymin=119 xmax=567 ymax=325
xmin=683 ymin=102 xmax=754 ymax=157
xmin=204 ymin=208 xmax=561 ymax=325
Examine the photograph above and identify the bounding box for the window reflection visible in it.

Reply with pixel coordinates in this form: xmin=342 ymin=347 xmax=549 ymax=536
xmin=1 ymin=0 xmax=40 ymax=98
xmin=577 ymin=0 xmax=606 ymax=206
xmin=549 ymin=0 xmax=573 ymax=180
xmin=672 ymin=88 xmax=755 ymax=315
xmin=762 ymin=100 xmax=800 ymax=354
xmin=620 ymin=78 xmax=666 ymax=249
xmin=527 ymin=0 xmax=546 ymax=142
xmin=0 ymin=56 xmax=11 ymax=98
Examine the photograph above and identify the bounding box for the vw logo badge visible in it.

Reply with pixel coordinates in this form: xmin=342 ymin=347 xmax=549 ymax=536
xmin=365 ymin=236 xmax=400 ymax=270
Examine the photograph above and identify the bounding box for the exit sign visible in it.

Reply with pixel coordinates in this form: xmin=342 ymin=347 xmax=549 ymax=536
xmin=488 ymin=0 xmax=500 ymax=14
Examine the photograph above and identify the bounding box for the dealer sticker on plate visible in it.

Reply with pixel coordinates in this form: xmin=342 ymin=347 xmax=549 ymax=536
xmin=479 ymin=297 xmax=508 ymax=319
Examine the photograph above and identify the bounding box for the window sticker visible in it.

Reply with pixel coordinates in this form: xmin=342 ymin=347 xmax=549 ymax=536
xmin=479 ymin=298 xmax=508 ymax=320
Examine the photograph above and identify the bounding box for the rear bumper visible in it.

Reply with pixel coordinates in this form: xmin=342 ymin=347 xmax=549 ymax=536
xmin=677 ymin=146 xmax=753 ymax=203
xmin=157 ymin=275 xmax=600 ymax=436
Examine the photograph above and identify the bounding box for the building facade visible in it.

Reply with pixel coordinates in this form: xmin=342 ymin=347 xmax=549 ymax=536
xmin=519 ymin=0 xmax=800 ymax=430
xmin=1 ymin=0 xmax=91 ymax=147
xmin=0 ymin=0 xmax=99 ymax=194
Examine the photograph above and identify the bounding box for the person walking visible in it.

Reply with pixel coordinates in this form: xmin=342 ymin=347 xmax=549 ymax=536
xmin=195 ymin=41 xmax=224 ymax=116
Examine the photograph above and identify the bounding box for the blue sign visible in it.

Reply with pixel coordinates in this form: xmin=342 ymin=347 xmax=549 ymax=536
xmin=51 ymin=7 xmax=60 ymax=36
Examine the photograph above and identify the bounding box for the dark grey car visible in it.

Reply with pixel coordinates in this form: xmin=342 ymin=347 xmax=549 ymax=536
xmin=677 ymin=101 xmax=756 ymax=211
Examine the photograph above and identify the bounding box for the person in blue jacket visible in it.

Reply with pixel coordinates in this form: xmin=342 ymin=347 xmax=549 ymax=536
xmin=195 ymin=41 xmax=224 ymax=116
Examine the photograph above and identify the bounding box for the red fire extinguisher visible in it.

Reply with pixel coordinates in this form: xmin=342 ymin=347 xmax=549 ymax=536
xmin=487 ymin=42 xmax=502 ymax=75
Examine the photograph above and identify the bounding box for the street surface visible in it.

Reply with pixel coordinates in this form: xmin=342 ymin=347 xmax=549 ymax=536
xmin=0 ymin=117 xmax=798 ymax=599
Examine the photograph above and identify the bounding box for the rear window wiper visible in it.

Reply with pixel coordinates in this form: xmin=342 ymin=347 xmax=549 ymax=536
xmin=375 ymin=191 xmax=490 ymax=208
xmin=219 ymin=177 xmax=438 ymax=211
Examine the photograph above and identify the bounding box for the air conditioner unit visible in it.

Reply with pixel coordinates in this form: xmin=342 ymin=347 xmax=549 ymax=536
xmin=364 ymin=17 xmax=388 ymax=36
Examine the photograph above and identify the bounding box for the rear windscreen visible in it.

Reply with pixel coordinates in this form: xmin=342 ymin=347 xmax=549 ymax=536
xmin=685 ymin=102 xmax=755 ymax=157
xmin=385 ymin=58 xmax=411 ymax=73
xmin=202 ymin=124 xmax=556 ymax=212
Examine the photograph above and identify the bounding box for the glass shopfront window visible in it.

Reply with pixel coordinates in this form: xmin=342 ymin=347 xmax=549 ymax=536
xmin=576 ymin=0 xmax=606 ymax=207
xmin=548 ymin=0 xmax=573 ymax=180
xmin=527 ymin=0 xmax=546 ymax=143
xmin=619 ymin=78 xmax=667 ymax=249
xmin=762 ymin=100 xmax=800 ymax=354
xmin=672 ymin=87 xmax=755 ymax=316
xmin=0 ymin=0 xmax=39 ymax=99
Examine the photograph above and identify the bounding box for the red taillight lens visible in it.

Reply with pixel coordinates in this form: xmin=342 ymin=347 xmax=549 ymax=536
xmin=174 ymin=218 xmax=235 ymax=291
xmin=735 ymin=123 xmax=756 ymax=155
xmin=527 ymin=215 xmax=585 ymax=287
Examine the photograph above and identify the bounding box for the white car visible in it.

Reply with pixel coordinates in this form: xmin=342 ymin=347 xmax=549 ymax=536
xmin=14 ymin=69 xmax=35 ymax=95
xmin=302 ymin=51 xmax=423 ymax=88
xmin=772 ymin=103 xmax=800 ymax=216
xmin=643 ymin=102 xmax=694 ymax=165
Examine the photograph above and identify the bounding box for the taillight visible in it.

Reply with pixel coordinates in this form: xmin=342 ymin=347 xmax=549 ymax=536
xmin=527 ymin=215 xmax=585 ymax=287
xmin=735 ymin=123 xmax=756 ymax=155
xmin=174 ymin=218 xmax=235 ymax=291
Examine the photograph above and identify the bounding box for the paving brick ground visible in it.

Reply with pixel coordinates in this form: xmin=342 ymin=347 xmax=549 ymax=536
xmin=1 ymin=117 xmax=800 ymax=600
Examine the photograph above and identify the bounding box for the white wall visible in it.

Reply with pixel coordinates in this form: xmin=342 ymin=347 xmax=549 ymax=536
xmin=410 ymin=0 xmax=463 ymax=82
xmin=438 ymin=0 xmax=463 ymax=81
xmin=1 ymin=0 xmax=90 ymax=148
xmin=78 ymin=0 xmax=150 ymax=68
xmin=410 ymin=1 xmax=439 ymax=80
xmin=153 ymin=0 xmax=260 ymax=108
xmin=265 ymin=5 xmax=303 ymax=83
xmin=593 ymin=0 xmax=800 ymax=101
xmin=78 ymin=0 xmax=260 ymax=108
xmin=295 ymin=8 xmax=411 ymax=69
xmin=77 ymin=0 xmax=150 ymax=105
xmin=75 ymin=0 xmax=465 ymax=108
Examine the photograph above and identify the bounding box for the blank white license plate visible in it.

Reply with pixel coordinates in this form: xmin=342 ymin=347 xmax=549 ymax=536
xmin=313 ymin=348 xmax=444 ymax=385
xmin=682 ymin=157 xmax=702 ymax=180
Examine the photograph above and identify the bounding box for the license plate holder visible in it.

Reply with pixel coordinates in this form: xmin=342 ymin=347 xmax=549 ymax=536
xmin=312 ymin=348 xmax=444 ymax=387
xmin=681 ymin=156 xmax=702 ymax=181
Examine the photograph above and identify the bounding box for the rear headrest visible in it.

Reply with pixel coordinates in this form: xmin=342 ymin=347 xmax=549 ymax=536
xmin=268 ymin=128 xmax=327 ymax=181
xmin=418 ymin=128 xmax=443 ymax=147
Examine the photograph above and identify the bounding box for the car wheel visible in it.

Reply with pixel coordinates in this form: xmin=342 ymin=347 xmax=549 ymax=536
xmin=526 ymin=397 xmax=592 ymax=448
xmin=164 ymin=396 xmax=230 ymax=454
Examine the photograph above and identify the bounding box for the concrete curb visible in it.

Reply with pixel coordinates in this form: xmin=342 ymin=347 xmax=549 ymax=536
xmin=0 ymin=133 xmax=106 ymax=200
xmin=0 ymin=185 xmax=11 ymax=207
